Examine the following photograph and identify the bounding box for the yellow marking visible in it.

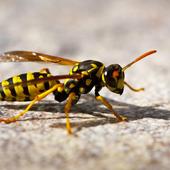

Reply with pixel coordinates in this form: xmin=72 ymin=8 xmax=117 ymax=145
xmin=69 ymin=69 xmax=73 ymax=75
xmin=58 ymin=86 xmax=64 ymax=92
xmin=88 ymin=64 xmax=97 ymax=73
xmin=96 ymin=65 xmax=104 ymax=78
xmin=1 ymin=80 xmax=9 ymax=86
xmin=27 ymin=73 xmax=39 ymax=97
xmin=81 ymin=63 xmax=98 ymax=77
xmin=85 ymin=79 xmax=92 ymax=86
xmin=36 ymin=75 xmax=45 ymax=92
xmin=91 ymin=63 xmax=97 ymax=68
xmin=81 ymin=71 xmax=89 ymax=76
xmin=47 ymin=74 xmax=52 ymax=77
xmin=69 ymin=63 xmax=79 ymax=75
xmin=12 ymin=76 xmax=19 ymax=84
xmin=102 ymin=73 xmax=106 ymax=84
xmin=73 ymin=65 xmax=79 ymax=72
xmin=47 ymin=74 xmax=56 ymax=88
xmin=13 ymin=76 xmax=26 ymax=100
xmin=1 ymin=80 xmax=14 ymax=99
xmin=64 ymin=79 xmax=70 ymax=85
xmin=79 ymin=87 xmax=85 ymax=93
xmin=69 ymin=83 xmax=75 ymax=89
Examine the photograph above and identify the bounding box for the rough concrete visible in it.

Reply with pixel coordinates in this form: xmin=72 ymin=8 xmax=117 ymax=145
xmin=0 ymin=1 xmax=170 ymax=170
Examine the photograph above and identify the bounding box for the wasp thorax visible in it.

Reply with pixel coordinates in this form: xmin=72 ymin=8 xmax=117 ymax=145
xmin=103 ymin=64 xmax=125 ymax=95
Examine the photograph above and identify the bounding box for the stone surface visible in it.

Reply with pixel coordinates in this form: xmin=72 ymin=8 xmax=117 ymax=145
xmin=0 ymin=1 xmax=170 ymax=170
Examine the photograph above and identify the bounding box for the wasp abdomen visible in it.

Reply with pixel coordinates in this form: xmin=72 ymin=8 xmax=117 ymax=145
xmin=0 ymin=72 xmax=57 ymax=101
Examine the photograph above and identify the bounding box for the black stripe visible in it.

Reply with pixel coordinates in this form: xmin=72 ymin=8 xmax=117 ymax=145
xmin=20 ymin=74 xmax=30 ymax=96
xmin=33 ymin=72 xmax=41 ymax=88
xmin=7 ymin=77 xmax=17 ymax=97
xmin=24 ymin=96 xmax=32 ymax=101
xmin=35 ymin=72 xmax=50 ymax=90
xmin=40 ymin=73 xmax=50 ymax=90
xmin=44 ymin=81 xmax=50 ymax=90
xmin=0 ymin=83 xmax=6 ymax=100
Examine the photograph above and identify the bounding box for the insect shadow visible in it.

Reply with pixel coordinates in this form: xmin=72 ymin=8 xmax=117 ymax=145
xmin=0 ymin=94 xmax=170 ymax=132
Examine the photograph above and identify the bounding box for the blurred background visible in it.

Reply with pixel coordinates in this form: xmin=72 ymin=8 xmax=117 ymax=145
xmin=0 ymin=1 xmax=170 ymax=170
xmin=0 ymin=0 xmax=169 ymax=104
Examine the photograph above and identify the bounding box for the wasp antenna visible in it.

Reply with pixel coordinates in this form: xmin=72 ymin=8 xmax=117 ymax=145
xmin=122 ymin=50 xmax=157 ymax=72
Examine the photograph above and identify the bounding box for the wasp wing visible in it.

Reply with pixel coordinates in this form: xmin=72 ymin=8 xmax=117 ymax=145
xmin=1 ymin=74 xmax=82 ymax=89
xmin=0 ymin=51 xmax=79 ymax=65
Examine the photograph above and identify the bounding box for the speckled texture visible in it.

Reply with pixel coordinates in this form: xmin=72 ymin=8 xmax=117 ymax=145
xmin=0 ymin=1 xmax=170 ymax=170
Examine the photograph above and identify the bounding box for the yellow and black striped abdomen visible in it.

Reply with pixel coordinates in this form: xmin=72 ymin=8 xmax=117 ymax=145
xmin=0 ymin=72 xmax=57 ymax=101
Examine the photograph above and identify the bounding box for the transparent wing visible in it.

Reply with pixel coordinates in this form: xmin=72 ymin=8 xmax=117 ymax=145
xmin=0 ymin=51 xmax=79 ymax=65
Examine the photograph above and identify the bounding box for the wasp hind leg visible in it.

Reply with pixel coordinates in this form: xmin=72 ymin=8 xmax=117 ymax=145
xmin=95 ymin=95 xmax=127 ymax=122
xmin=124 ymin=81 xmax=144 ymax=92
xmin=0 ymin=84 xmax=63 ymax=123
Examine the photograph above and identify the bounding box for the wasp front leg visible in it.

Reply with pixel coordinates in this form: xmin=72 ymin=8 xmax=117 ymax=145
xmin=95 ymin=86 xmax=127 ymax=122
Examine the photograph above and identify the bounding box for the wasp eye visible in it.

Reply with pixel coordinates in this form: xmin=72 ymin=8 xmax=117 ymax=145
xmin=112 ymin=70 xmax=119 ymax=77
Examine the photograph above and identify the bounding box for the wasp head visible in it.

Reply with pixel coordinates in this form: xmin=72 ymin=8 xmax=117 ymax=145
xmin=101 ymin=50 xmax=157 ymax=95
xmin=102 ymin=64 xmax=125 ymax=95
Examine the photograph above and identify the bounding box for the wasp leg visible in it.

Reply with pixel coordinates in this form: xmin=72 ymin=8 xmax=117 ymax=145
xmin=0 ymin=83 xmax=63 ymax=123
xmin=124 ymin=81 xmax=144 ymax=92
xmin=95 ymin=95 xmax=127 ymax=122
xmin=39 ymin=68 xmax=51 ymax=74
xmin=64 ymin=92 xmax=77 ymax=134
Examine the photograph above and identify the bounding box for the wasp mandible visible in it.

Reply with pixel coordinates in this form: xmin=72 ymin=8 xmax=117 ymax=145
xmin=0 ymin=50 xmax=156 ymax=134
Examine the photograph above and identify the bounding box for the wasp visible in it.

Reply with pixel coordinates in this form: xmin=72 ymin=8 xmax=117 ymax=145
xmin=0 ymin=50 xmax=156 ymax=134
